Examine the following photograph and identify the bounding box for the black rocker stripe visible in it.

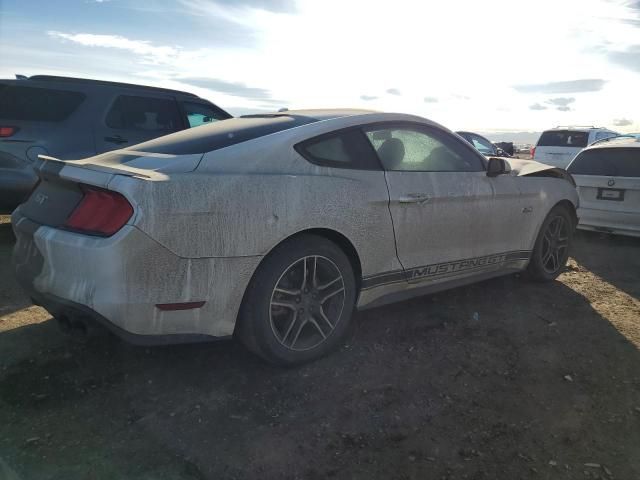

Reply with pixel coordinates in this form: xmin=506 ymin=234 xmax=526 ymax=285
xmin=361 ymin=270 xmax=406 ymax=290
xmin=361 ymin=250 xmax=531 ymax=291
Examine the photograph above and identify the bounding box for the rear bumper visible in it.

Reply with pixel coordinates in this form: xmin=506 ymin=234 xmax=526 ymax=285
xmin=28 ymin=289 xmax=222 ymax=345
xmin=577 ymin=207 xmax=640 ymax=238
xmin=11 ymin=209 xmax=262 ymax=341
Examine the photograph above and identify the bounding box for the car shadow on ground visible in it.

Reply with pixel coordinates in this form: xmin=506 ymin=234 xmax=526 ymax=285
xmin=0 ymin=222 xmax=34 ymax=317
xmin=572 ymin=230 xmax=640 ymax=300
xmin=1 ymin=274 xmax=639 ymax=479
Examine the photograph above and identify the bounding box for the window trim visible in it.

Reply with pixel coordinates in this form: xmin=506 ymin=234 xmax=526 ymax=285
xmin=294 ymin=126 xmax=383 ymax=171
xmin=362 ymin=121 xmax=488 ymax=173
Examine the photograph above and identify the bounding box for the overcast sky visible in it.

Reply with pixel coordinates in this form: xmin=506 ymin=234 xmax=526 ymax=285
xmin=1 ymin=0 xmax=639 ymax=134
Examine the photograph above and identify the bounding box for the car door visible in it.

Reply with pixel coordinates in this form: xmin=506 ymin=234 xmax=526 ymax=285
xmin=364 ymin=123 xmax=516 ymax=286
xmin=94 ymin=93 xmax=184 ymax=153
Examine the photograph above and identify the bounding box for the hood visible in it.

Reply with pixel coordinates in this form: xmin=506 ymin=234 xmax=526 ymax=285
xmin=501 ymin=157 xmax=576 ymax=185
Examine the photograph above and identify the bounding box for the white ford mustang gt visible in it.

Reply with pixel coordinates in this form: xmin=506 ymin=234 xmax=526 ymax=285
xmin=12 ymin=109 xmax=578 ymax=365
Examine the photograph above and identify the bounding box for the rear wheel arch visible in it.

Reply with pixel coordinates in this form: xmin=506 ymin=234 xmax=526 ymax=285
xmin=297 ymin=228 xmax=362 ymax=292
xmin=552 ymin=199 xmax=578 ymax=228
xmin=234 ymin=229 xmax=360 ymax=364
xmin=235 ymin=228 xmax=363 ymax=327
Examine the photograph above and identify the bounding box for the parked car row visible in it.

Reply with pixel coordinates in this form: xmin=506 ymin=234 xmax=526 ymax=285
xmin=531 ymin=125 xmax=619 ymax=168
xmin=4 ymin=75 xmax=637 ymax=365
xmin=526 ymin=125 xmax=639 ymax=238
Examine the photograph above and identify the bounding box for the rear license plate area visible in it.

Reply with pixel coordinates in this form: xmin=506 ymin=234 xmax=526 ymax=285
xmin=597 ymin=188 xmax=625 ymax=202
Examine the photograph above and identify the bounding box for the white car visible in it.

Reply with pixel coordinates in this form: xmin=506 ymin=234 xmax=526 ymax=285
xmin=533 ymin=126 xmax=618 ymax=168
xmin=12 ymin=109 xmax=579 ymax=365
xmin=567 ymin=136 xmax=640 ymax=237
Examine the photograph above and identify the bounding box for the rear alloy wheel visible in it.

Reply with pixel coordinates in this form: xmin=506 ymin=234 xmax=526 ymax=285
xmin=270 ymin=255 xmax=346 ymax=352
xmin=526 ymin=205 xmax=574 ymax=282
xmin=236 ymin=234 xmax=356 ymax=365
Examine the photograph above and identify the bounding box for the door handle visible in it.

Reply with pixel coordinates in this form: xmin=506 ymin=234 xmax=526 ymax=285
xmin=398 ymin=193 xmax=431 ymax=204
xmin=104 ymin=135 xmax=128 ymax=145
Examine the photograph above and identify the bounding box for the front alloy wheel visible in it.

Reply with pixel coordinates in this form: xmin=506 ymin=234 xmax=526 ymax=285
xmin=526 ymin=205 xmax=574 ymax=282
xmin=540 ymin=215 xmax=570 ymax=274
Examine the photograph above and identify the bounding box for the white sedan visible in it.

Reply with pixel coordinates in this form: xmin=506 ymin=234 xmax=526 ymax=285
xmin=12 ymin=109 xmax=578 ymax=365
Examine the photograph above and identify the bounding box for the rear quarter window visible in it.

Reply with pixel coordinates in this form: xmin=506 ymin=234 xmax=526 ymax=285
xmin=295 ymin=128 xmax=381 ymax=170
xmin=538 ymin=130 xmax=589 ymax=148
xmin=0 ymin=85 xmax=85 ymax=121
xmin=568 ymin=148 xmax=640 ymax=177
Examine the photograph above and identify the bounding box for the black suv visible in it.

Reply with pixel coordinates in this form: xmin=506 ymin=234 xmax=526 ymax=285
xmin=0 ymin=75 xmax=232 ymax=212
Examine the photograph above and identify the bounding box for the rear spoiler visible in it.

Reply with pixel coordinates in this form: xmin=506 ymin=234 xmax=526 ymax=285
xmin=36 ymin=155 xmax=148 ymax=183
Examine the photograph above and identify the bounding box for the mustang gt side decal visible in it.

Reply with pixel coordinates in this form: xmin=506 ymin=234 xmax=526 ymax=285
xmin=362 ymin=250 xmax=531 ymax=290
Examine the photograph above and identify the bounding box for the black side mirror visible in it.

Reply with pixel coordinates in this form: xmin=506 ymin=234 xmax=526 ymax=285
xmin=486 ymin=157 xmax=508 ymax=177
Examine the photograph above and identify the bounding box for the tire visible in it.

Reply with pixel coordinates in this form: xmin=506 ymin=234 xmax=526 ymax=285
xmin=526 ymin=205 xmax=575 ymax=282
xmin=236 ymin=234 xmax=357 ymax=366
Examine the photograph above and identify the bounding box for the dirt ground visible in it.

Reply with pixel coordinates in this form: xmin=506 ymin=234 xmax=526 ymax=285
xmin=0 ymin=214 xmax=638 ymax=480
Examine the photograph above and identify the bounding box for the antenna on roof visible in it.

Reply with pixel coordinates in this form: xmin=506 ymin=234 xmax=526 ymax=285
xmin=15 ymin=74 xmax=28 ymax=80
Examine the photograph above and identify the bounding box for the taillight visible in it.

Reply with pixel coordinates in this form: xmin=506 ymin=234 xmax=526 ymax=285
xmin=0 ymin=126 xmax=18 ymax=137
xmin=530 ymin=146 xmax=536 ymax=158
xmin=64 ymin=187 xmax=133 ymax=237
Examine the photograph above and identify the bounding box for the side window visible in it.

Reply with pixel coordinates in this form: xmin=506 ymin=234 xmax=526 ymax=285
xmin=182 ymin=101 xmax=229 ymax=128
xmin=295 ymin=128 xmax=380 ymax=170
xmin=0 ymin=86 xmax=85 ymax=122
xmin=470 ymin=135 xmax=496 ymax=155
xmin=364 ymin=125 xmax=484 ymax=172
xmin=105 ymin=95 xmax=182 ymax=132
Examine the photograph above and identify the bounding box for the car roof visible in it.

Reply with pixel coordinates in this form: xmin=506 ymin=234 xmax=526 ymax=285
xmin=242 ymin=108 xmax=376 ymax=122
xmin=544 ymin=126 xmax=610 ymax=132
xmin=584 ymin=136 xmax=640 ymax=150
xmin=122 ymin=109 xmax=435 ymax=156
xmin=1 ymin=75 xmax=201 ymax=98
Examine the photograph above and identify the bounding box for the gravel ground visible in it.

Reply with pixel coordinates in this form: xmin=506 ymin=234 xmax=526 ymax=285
xmin=0 ymin=214 xmax=639 ymax=480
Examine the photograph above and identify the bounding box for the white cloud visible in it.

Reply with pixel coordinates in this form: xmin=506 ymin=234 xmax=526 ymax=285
xmin=47 ymin=31 xmax=180 ymax=65
xmin=34 ymin=0 xmax=640 ymax=131
xmin=613 ymin=118 xmax=633 ymax=126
